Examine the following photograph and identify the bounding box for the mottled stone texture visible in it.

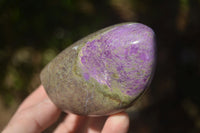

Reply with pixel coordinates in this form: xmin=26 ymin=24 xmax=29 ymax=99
xmin=40 ymin=23 xmax=156 ymax=116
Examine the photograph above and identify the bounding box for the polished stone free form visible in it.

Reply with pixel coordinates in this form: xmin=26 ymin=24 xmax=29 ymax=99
xmin=40 ymin=23 xmax=156 ymax=116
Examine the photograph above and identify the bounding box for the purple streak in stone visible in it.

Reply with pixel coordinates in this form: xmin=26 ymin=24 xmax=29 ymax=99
xmin=78 ymin=23 xmax=155 ymax=96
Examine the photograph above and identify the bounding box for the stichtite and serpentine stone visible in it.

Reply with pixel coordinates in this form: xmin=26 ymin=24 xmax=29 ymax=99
xmin=40 ymin=22 xmax=156 ymax=116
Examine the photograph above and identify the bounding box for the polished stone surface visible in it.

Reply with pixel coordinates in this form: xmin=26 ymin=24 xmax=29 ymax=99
xmin=40 ymin=22 xmax=156 ymax=116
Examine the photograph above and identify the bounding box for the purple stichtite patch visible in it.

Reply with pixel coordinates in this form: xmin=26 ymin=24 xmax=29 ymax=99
xmin=78 ymin=23 xmax=155 ymax=96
